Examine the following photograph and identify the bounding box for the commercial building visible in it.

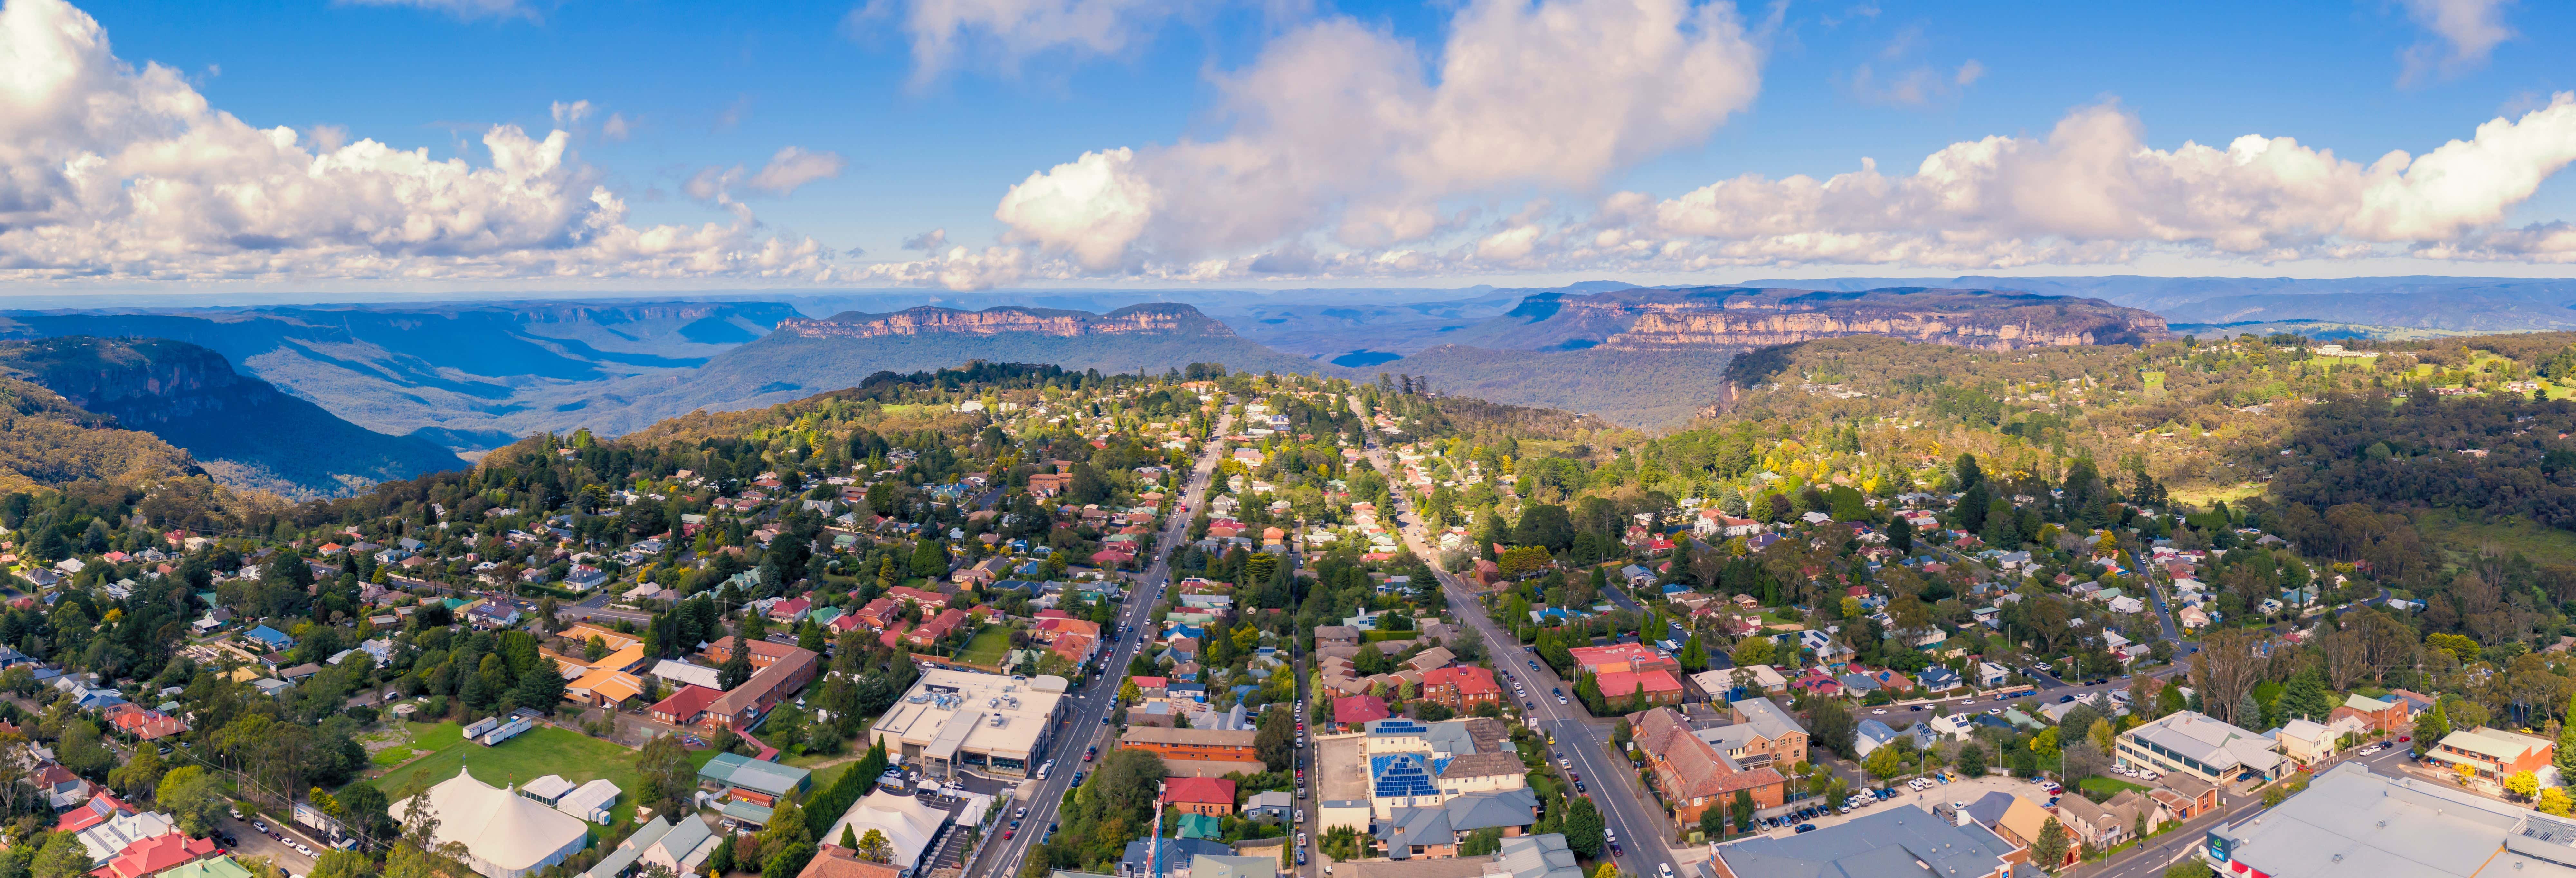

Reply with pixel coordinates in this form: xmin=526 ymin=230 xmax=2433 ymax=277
xmin=1631 ymin=708 xmax=1786 ymax=832
xmin=700 ymin=752 xmax=814 ymax=807
xmin=1118 ymin=726 xmax=1263 ymax=776
xmin=391 ymin=768 xmax=592 ymax=878
xmin=702 ymin=646 xmax=821 ymax=730
xmin=2427 ymin=726 xmax=2557 ymax=782
xmin=869 ymin=668 xmax=1069 ymax=779
xmin=2113 ymin=711 xmax=2285 ymax=785
xmin=1709 ymin=807 xmax=2022 ymax=878
xmin=1566 ymin=644 xmax=1676 ymax=676
xmin=2204 ymin=762 xmax=2576 ymax=877
xmin=2330 ymin=693 xmax=2412 ymax=734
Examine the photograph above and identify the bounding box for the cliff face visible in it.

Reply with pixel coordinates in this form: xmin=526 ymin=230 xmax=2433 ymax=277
xmin=780 ymin=303 xmax=1228 ymax=340
xmin=4 ymin=337 xmax=257 ymax=423
xmin=1504 ymin=286 xmax=2169 ymax=352
xmin=0 ymin=336 xmax=465 ymax=498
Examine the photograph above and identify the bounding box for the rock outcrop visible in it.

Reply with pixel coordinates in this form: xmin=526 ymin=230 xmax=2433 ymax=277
xmin=1471 ymin=286 xmax=2169 ymax=352
xmin=780 ymin=303 xmax=1229 ymax=340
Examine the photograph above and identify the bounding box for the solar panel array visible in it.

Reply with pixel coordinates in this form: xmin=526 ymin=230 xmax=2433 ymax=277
xmin=1370 ymin=754 xmax=1440 ymax=799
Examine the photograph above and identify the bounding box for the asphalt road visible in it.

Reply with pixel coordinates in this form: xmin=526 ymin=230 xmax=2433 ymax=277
xmin=969 ymin=411 xmax=1236 ymax=878
xmin=1351 ymin=427 xmax=1681 ymax=878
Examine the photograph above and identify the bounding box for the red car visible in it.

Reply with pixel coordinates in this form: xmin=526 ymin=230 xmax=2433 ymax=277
xmin=1002 ymin=829 xmax=1015 ymax=840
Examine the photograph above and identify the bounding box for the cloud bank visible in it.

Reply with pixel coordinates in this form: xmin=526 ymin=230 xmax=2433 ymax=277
xmin=0 ymin=0 xmax=838 ymax=285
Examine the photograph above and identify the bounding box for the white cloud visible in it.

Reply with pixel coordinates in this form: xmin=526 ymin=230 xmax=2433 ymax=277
xmin=1601 ymin=94 xmax=2576 ymax=269
xmin=860 ymin=0 xmax=1187 ymax=86
xmin=550 ymin=99 xmax=594 ymax=128
xmin=687 ymin=147 xmax=850 ymax=205
xmin=335 ymin=0 xmax=536 ymax=22
xmin=1954 ymin=59 xmax=1983 ymax=86
xmin=870 ymin=92 xmax=2576 ymax=288
xmin=987 ymin=0 xmax=1763 ymax=277
xmin=747 ymin=147 xmax=848 ymax=195
xmin=0 ymin=0 xmax=835 ymax=284
xmin=601 ymin=112 xmax=633 ymax=141
xmin=2397 ymin=0 xmax=2513 ymax=87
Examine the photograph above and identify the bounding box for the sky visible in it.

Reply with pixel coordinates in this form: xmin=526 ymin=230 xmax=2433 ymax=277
xmin=4 ymin=0 xmax=2575 ymax=295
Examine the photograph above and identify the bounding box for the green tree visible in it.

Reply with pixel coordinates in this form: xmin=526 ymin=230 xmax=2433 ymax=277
xmin=2414 ymin=701 xmax=2452 ymax=758
xmin=1729 ymin=788 xmax=1757 ymax=832
xmin=1255 ymin=706 xmax=1296 ymax=772
xmin=156 ymin=767 xmax=229 ymax=837
xmin=1562 ymin=795 xmax=1606 ymax=857
xmin=720 ymin=642 xmax=755 ymax=691
xmin=857 ymin=829 xmax=893 ymax=862
xmin=2031 ymin=817 xmax=2070 ymax=871
xmin=310 ymin=851 xmax=375 ymax=878
xmin=1956 ymin=742 xmax=1988 ymax=777
xmin=911 ymin=539 xmax=948 ymax=578
xmin=1863 ymin=745 xmax=1904 ymax=780
xmin=634 ymin=735 xmax=696 ymax=818
xmin=33 ymin=832 xmax=92 ymax=878
xmin=2280 ymin=667 xmax=2333 ymax=723
xmin=1460 ymin=828 xmax=1504 ymax=856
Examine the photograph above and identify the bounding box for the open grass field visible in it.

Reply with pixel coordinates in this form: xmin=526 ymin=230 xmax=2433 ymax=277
xmin=2413 ymin=507 xmax=2576 ymax=567
xmin=369 ymin=725 xmax=643 ymax=831
xmin=956 ymin=626 xmax=1012 ymax=666
xmin=367 ymin=721 xmax=463 ymax=767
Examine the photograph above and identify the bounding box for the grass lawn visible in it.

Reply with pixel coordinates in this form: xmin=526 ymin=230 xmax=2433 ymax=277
xmin=369 ymin=721 xmax=463 ymax=768
xmin=2079 ymin=776 xmax=2151 ymax=798
xmin=956 ymin=626 xmax=1012 ymax=666
xmin=809 ymin=761 xmax=854 ymax=796
xmin=369 ymin=725 xmax=643 ymax=834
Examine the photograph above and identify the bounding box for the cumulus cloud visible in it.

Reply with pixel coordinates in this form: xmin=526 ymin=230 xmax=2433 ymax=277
xmin=0 ymin=0 xmax=834 ymax=284
xmin=989 ymin=0 xmax=1764 ymax=276
xmin=1584 ymin=95 xmax=2576 ymax=270
xmin=601 ymin=112 xmax=633 ymax=141
xmin=336 ymin=0 xmax=537 ymax=22
xmin=859 ymin=0 xmax=1186 ymax=85
xmin=2397 ymin=0 xmax=2514 ymax=87
xmin=867 ymin=92 xmax=2576 ymax=289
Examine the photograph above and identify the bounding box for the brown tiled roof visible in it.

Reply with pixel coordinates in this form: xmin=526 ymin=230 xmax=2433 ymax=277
xmin=1436 ymin=751 xmax=1525 ymax=780
xmin=797 ymin=845 xmax=900 ymax=878
xmin=1637 ymin=706 xmax=1782 ymax=799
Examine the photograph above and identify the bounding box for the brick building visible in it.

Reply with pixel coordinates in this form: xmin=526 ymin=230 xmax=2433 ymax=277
xmin=1631 ymin=707 xmax=1786 ymax=832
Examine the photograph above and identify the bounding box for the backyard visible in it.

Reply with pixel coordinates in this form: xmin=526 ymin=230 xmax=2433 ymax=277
xmin=956 ymin=626 xmax=1012 ymax=666
xmin=2078 ymin=775 xmax=2152 ymax=798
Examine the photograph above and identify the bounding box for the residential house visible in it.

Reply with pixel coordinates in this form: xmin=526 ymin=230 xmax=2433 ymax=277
xmin=1420 ymin=666 xmax=1501 ymax=711
xmin=1705 ymin=699 xmax=1810 ymax=770
xmin=1160 ymin=777 xmax=1236 ymax=816
xmin=2054 ymin=790 xmax=2166 ymax=850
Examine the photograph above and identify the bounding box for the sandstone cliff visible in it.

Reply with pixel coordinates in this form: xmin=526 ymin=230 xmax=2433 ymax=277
xmin=1454 ymin=286 xmax=2169 ymax=352
xmin=781 ymin=303 xmax=1229 ymax=340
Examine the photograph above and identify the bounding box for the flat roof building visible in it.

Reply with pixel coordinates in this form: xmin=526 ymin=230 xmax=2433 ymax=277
xmin=2113 ymin=710 xmax=2285 ymax=785
xmin=870 ymin=668 xmax=1070 ymax=778
xmin=1710 ymin=806 xmax=2020 ymax=878
xmin=2206 ymin=762 xmax=2576 ymax=878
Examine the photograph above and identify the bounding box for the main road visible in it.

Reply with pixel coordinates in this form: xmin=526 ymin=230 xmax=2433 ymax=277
xmin=969 ymin=409 xmax=1236 ymax=878
xmin=1349 ymin=406 xmax=1682 ymax=878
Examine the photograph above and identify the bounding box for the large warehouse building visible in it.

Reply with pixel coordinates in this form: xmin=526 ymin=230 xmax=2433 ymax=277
xmin=869 ymin=669 xmax=1068 ymax=779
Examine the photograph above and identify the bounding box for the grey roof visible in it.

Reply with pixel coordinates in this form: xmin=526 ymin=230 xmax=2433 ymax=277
xmin=1728 ymin=698 xmax=1804 ymax=742
xmin=1958 ymin=791 xmax=2016 ymax=827
xmin=1444 ymin=788 xmax=1540 ymax=832
xmin=1493 ymin=834 xmax=1584 ymax=878
xmin=1246 ymin=791 xmax=1295 ymax=812
xmin=1119 ymin=838 xmax=1235 ymax=878
xmin=1714 ymin=807 xmax=2018 ymax=878
xmin=1375 ymin=806 xmax=1454 ymax=856
xmin=2210 ymin=762 xmax=2576 ymax=878
xmin=699 ymin=752 xmax=811 ymax=797
xmin=1190 ymin=854 xmax=1278 ymax=878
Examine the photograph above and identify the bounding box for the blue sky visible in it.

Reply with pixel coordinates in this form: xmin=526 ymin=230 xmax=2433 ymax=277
xmin=11 ymin=0 xmax=2576 ymax=292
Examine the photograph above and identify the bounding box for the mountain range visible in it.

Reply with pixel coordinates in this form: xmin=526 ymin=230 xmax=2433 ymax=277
xmin=1 ymin=273 xmax=2569 ymax=491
